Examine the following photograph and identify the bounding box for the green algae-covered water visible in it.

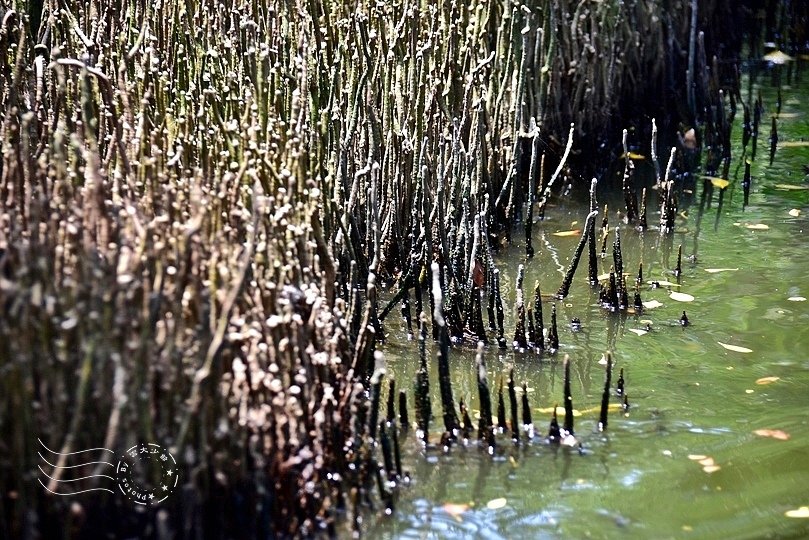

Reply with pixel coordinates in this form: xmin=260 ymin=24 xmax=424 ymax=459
xmin=370 ymin=75 xmax=809 ymax=539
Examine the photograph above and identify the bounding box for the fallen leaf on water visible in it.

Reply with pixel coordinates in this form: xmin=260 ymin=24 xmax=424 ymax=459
xmin=580 ymin=403 xmax=622 ymax=414
xmin=670 ymin=291 xmax=695 ymax=302
xmin=785 ymin=507 xmax=809 ymax=518
xmin=762 ymin=50 xmax=794 ymax=64
xmin=701 ymin=176 xmax=730 ymax=189
xmin=621 ymin=152 xmax=646 ymax=160
xmin=789 ymin=209 xmax=801 ymax=217
xmin=788 ymin=296 xmax=806 ymax=302
xmin=774 ymin=183 xmax=809 ymax=190
xmin=628 ymin=328 xmax=648 ymax=336
xmin=753 ymin=429 xmax=790 ymax=441
xmin=705 ymin=268 xmax=738 ymax=273
xmin=553 ymin=229 xmax=581 ymax=237
xmin=442 ymin=503 xmax=470 ymax=519
xmin=702 ymin=465 xmax=721 ymax=473
xmin=698 ymin=457 xmax=715 ymax=467
xmin=537 ymin=406 xmax=582 ymax=417
xmin=756 ymin=376 xmax=780 ymax=385
xmin=688 ymin=454 xmax=708 ymax=461
xmin=745 ymin=223 xmax=770 ymax=230
xmin=648 ymin=279 xmax=681 ymax=287
xmin=598 ymin=272 xmax=630 ymax=281
xmin=487 ymin=498 xmax=507 ymax=510
xmin=773 ymin=112 xmax=801 ymax=119
xmin=718 ymin=342 xmax=753 ymax=353
xmin=642 ymin=300 xmax=663 ymax=309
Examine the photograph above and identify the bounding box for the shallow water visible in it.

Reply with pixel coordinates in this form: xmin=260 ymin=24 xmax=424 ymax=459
xmin=370 ymin=73 xmax=809 ymax=539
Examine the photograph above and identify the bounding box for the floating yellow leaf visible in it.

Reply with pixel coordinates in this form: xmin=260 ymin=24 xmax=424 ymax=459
xmin=745 ymin=223 xmax=770 ymax=230
xmin=537 ymin=406 xmax=582 ymax=417
xmin=486 ymin=498 xmax=507 ymax=510
xmin=698 ymin=457 xmax=715 ymax=467
xmin=718 ymin=342 xmax=753 ymax=353
xmin=642 ymin=300 xmax=663 ymax=309
xmin=788 ymin=296 xmax=807 ymax=302
xmin=785 ymin=507 xmax=809 ymax=518
xmin=553 ymin=229 xmax=581 ymax=237
xmin=580 ymin=403 xmax=622 ymax=414
xmin=702 ymin=176 xmax=730 ymax=189
xmin=688 ymin=454 xmax=708 ymax=461
xmin=670 ymin=291 xmax=695 ymax=302
xmin=773 ymin=112 xmax=801 ymax=119
xmin=705 ymin=268 xmax=738 ymax=273
xmin=753 ymin=429 xmax=790 ymax=440
xmin=628 ymin=328 xmax=648 ymax=336
xmin=621 ymin=152 xmax=646 ymax=160
xmin=703 ymin=465 xmax=721 ymax=474
xmin=789 ymin=209 xmax=801 ymax=217
xmin=756 ymin=376 xmax=780 ymax=385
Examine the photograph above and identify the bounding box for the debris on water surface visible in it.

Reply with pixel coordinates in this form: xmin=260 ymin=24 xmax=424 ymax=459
xmin=718 ymin=342 xmax=753 ymax=353
xmin=688 ymin=455 xmax=721 ymax=473
xmin=442 ymin=503 xmax=470 ymax=520
xmin=753 ymin=429 xmax=790 ymax=440
xmin=762 ymin=50 xmax=794 ymax=64
xmin=670 ymin=291 xmax=695 ymax=302
xmin=785 ymin=507 xmax=809 ymax=518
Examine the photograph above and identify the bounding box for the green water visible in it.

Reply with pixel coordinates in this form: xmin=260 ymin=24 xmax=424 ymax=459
xmin=370 ymin=75 xmax=809 ymax=539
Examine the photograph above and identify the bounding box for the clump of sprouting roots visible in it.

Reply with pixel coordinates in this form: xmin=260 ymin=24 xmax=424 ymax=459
xmin=0 ymin=0 xmax=751 ymax=536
